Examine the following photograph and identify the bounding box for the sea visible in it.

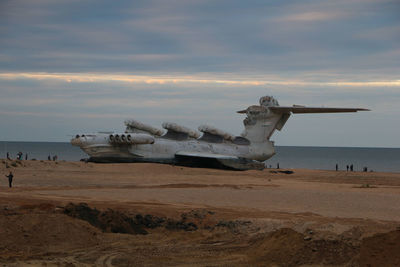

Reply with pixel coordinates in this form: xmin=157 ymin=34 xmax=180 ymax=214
xmin=1 ymin=141 xmax=399 ymax=173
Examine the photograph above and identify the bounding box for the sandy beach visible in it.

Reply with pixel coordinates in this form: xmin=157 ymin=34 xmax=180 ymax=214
xmin=1 ymin=159 xmax=400 ymax=266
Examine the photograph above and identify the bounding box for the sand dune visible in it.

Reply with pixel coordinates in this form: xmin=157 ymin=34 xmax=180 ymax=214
xmin=1 ymin=160 xmax=400 ymax=266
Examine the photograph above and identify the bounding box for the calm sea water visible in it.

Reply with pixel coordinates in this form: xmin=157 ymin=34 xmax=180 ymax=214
xmin=1 ymin=141 xmax=399 ymax=173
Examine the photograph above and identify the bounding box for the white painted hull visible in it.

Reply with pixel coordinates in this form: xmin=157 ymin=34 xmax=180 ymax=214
xmin=74 ymin=134 xmax=275 ymax=169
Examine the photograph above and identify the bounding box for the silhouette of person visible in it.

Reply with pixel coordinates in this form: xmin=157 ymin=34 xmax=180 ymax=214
xmin=6 ymin=152 xmax=10 ymax=160
xmin=346 ymin=165 xmax=349 ymax=171
xmin=25 ymin=153 xmax=28 ymax=160
xmin=277 ymin=163 xmax=280 ymax=169
xmin=48 ymin=155 xmax=51 ymax=161
xmin=5 ymin=171 xmax=13 ymax=188
xmin=336 ymin=164 xmax=338 ymax=171
xmin=350 ymin=164 xmax=353 ymax=171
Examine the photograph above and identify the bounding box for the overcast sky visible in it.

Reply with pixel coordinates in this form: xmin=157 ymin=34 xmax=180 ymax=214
xmin=0 ymin=0 xmax=399 ymax=147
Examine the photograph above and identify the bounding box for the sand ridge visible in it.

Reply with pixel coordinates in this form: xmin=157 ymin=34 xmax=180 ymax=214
xmin=1 ymin=159 xmax=400 ymax=266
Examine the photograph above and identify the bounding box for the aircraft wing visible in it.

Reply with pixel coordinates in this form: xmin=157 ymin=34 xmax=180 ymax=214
xmin=269 ymin=106 xmax=369 ymax=114
xmin=175 ymin=151 xmax=265 ymax=170
xmin=175 ymin=151 xmax=238 ymax=160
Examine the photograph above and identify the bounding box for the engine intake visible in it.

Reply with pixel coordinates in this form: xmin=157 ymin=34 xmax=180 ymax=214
xmin=108 ymin=133 xmax=154 ymax=145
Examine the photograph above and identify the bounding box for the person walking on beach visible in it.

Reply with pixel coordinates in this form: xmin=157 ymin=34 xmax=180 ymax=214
xmin=346 ymin=165 xmax=349 ymax=171
xmin=336 ymin=164 xmax=338 ymax=171
xmin=25 ymin=153 xmax=28 ymax=160
xmin=5 ymin=171 xmax=13 ymax=188
xmin=350 ymin=164 xmax=354 ymax=171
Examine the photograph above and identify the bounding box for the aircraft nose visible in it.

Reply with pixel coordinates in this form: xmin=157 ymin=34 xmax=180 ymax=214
xmin=71 ymin=134 xmax=84 ymax=146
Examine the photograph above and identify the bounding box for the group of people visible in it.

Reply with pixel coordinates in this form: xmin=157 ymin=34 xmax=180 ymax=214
xmin=335 ymin=164 xmax=354 ymax=171
xmin=335 ymin=164 xmax=369 ymax=172
xmin=6 ymin=151 xmax=28 ymax=160
xmin=4 ymin=152 xmax=58 ymax=189
xmin=48 ymin=155 xmax=58 ymax=161
xmin=266 ymin=163 xmax=280 ymax=169
xmin=6 ymin=152 xmax=58 ymax=161
xmin=346 ymin=164 xmax=354 ymax=171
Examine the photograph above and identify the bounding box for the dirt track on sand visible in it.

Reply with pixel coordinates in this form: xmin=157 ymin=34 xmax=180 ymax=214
xmin=1 ymin=159 xmax=400 ymax=266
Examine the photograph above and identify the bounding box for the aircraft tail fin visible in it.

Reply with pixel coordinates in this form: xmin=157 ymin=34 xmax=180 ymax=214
xmin=238 ymin=96 xmax=369 ymax=143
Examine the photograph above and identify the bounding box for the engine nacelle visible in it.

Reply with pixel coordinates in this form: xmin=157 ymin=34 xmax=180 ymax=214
xmin=108 ymin=133 xmax=154 ymax=145
xmin=128 ymin=133 xmax=155 ymax=144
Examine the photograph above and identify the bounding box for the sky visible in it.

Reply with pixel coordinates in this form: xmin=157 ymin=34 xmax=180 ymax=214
xmin=0 ymin=0 xmax=399 ymax=147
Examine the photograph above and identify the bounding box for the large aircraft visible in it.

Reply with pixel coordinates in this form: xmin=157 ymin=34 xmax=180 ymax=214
xmin=71 ymin=96 xmax=368 ymax=170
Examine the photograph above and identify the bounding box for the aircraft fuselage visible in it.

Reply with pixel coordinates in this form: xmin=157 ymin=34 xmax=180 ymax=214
xmin=73 ymin=133 xmax=275 ymax=165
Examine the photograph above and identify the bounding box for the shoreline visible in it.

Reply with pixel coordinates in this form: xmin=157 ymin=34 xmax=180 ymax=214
xmin=1 ymin=142 xmax=400 ymax=172
xmin=2 ymin=157 xmax=400 ymax=174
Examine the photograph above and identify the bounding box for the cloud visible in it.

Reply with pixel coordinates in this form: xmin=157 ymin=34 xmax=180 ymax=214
xmin=1 ymin=72 xmax=399 ymax=88
xmin=356 ymin=25 xmax=400 ymax=43
xmin=0 ymin=0 xmax=399 ymax=146
xmin=0 ymin=0 xmax=398 ymax=75
xmin=274 ymin=11 xmax=346 ymax=23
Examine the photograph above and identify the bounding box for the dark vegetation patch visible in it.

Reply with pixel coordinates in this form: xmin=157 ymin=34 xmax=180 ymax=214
xmin=65 ymin=203 xmax=150 ymax=234
xmin=64 ymin=203 xmax=254 ymax=235
xmin=64 ymin=203 xmax=225 ymax=235
xmin=269 ymin=170 xmax=294 ymax=174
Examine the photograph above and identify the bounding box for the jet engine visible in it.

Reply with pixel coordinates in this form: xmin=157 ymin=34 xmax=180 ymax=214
xmin=125 ymin=119 xmax=164 ymax=136
xmin=108 ymin=133 xmax=154 ymax=145
xmin=114 ymin=134 xmax=121 ymax=143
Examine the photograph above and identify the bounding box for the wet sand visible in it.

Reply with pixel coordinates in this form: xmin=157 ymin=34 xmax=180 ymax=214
xmin=1 ymin=159 xmax=400 ymax=266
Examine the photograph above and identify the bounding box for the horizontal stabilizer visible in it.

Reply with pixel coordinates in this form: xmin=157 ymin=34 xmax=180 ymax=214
xmin=269 ymin=106 xmax=370 ymax=114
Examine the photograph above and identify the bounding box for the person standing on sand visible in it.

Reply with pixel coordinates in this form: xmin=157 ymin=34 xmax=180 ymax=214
xmin=5 ymin=171 xmax=13 ymax=188
xmin=346 ymin=165 xmax=349 ymax=171
xmin=336 ymin=164 xmax=338 ymax=171
xmin=6 ymin=152 xmax=10 ymax=160
xmin=350 ymin=164 xmax=354 ymax=171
